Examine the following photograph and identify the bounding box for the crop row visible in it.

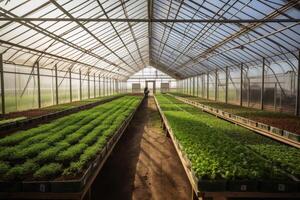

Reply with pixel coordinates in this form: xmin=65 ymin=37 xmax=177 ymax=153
xmin=155 ymin=94 xmax=299 ymax=181
xmin=166 ymin=94 xmax=300 ymax=178
xmin=0 ymin=95 xmax=142 ymax=181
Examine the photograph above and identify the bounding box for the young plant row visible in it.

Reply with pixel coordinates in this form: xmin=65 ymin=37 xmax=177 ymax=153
xmin=155 ymin=94 xmax=299 ymax=181
xmin=168 ymin=94 xmax=300 ymax=177
xmin=0 ymin=96 xmax=142 ymax=181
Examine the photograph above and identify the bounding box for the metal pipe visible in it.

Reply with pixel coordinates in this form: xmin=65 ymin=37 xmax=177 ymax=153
xmin=79 ymin=70 xmax=82 ymax=100
xmin=215 ymin=69 xmax=218 ymax=101
xmin=94 ymin=73 xmax=96 ymax=98
xmin=261 ymin=58 xmax=265 ymax=110
xmin=0 ymin=17 xmax=299 ymax=23
xmin=240 ymin=63 xmax=243 ymax=106
xmin=0 ymin=54 xmax=5 ymax=114
xmin=207 ymin=72 xmax=209 ymax=99
xmin=296 ymin=50 xmax=300 ymax=116
xmin=98 ymin=74 xmax=101 ymax=97
xmin=55 ymin=64 xmax=58 ymax=104
xmin=69 ymin=68 xmax=72 ymax=102
xmin=88 ymin=71 xmax=90 ymax=99
xmin=225 ymin=66 xmax=228 ymax=104
xmin=37 ymin=62 xmax=41 ymax=108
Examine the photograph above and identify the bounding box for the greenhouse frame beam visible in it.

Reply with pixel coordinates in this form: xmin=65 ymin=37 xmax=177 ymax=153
xmin=296 ymin=50 xmax=300 ymax=116
xmin=37 ymin=62 xmax=41 ymax=108
xmin=240 ymin=64 xmax=243 ymax=107
xmin=261 ymin=58 xmax=265 ymax=110
xmin=94 ymin=73 xmax=96 ymax=98
xmin=207 ymin=73 xmax=209 ymax=99
xmin=225 ymin=66 xmax=228 ymax=104
xmin=88 ymin=71 xmax=90 ymax=99
xmin=55 ymin=64 xmax=58 ymax=105
xmin=148 ymin=0 xmax=153 ymax=64
xmin=0 ymin=18 xmax=299 ymax=23
xmin=215 ymin=70 xmax=218 ymax=101
xmin=0 ymin=9 xmax=132 ymax=77
xmin=0 ymin=40 xmax=124 ymax=79
xmin=79 ymin=70 xmax=82 ymax=101
xmin=96 ymin=1 xmax=141 ymax=70
xmin=0 ymin=54 xmax=5 ymax=114
xmin=49 ymin=0 xmax=136 ymax=74
xmin=173 ymin=1 xmax=298 ymax=73
xmin=69 ymin=68 xmax=72 ymax=102
xmin=98 ymin=75 xmax=101 ymax=97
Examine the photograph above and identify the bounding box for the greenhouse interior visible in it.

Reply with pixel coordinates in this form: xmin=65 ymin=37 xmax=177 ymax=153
xmin=0 ymin=0 xmax=299 ymax=200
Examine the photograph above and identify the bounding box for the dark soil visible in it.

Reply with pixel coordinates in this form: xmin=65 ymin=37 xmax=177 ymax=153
xmin=91 ymin=97 xmax=191 ymax=200
xmin=0 ymin=109 xmax=56 ymax=120
xmin=251 ymin=117 xmax=300 ymax=135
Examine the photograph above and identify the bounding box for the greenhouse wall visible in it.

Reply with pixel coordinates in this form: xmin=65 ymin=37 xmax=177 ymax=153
xmin=0 ymin=63 xmax=119 ymax=114
xmin=180 ymin=56 xmax=299 ymax=115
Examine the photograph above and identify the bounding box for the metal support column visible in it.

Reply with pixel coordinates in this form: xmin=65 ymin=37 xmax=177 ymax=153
xmin=296 ymin=50 xmax=300 ymax=116
xmin=215 ymin=70 xmax=218 ymax=101
xmin=193 ymin=77 xmax=195 ymax=96
xmin=55 ymin=64 xmax=59 ymax=104
xmin=94 ymin=73 xmax=96 ymax=98
xmin=196 ymin=76 xmax=199 ymax=97
xmin=261 ymin=58 xmax=265 ymax=110
xmin=207 ymin=72 xmax=209 ymax=99
xmin=225 ymin=66 xmax=228 ymax=104
xmin=240 ymin=64 xmax=243 ymax=106
xmin=0 ymin=54 xmax=5 ymax=114
xmin=69 ymin=68 xmax=72 ymax=102
xmin=37 ymin=62 xmax=41 ymax=108
xmin=98 ymin=75 xmax=101 ymax=97
xmin=106 ymin=77 xmax=108 ymax=96
xmin=79 ymin=70 xmax=82 ymax=100
xmin=87 ymin=71 xmax=90 ymax=99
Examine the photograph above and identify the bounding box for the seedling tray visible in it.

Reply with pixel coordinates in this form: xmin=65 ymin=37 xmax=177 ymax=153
xmin=227 ymin=180 xmax=258 ymax=192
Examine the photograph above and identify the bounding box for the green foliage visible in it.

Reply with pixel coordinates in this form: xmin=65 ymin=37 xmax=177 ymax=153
xmin=0 ymin=162 xmax=10 ymax=177
xmin=36 ymin=142 xmax=70 ymax=164
xmin=0 ymin=95 xmax=141 ymax=181
xmin=33 ymin=163 xmax=62 ymax=179
xmin=4 ymin=160 xmax=39 ymax=180
xmin=156 ymin=94 xmax=292 ymax=181
xmin=56 ymin=143 xmax=87 ymax=163
xmin=168 ymin=93 xmax=300 ymax=178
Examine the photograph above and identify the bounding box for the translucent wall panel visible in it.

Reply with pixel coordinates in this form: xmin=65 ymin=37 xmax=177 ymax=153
xmin=228 ymin=67 xmax=240 ymax=105
xmin=72 ymin=73 xmax=80 ymax=102
xmin=4 ymin=64 xmax=38 ymax=113
xmin=82 ymin=78 xmax=89 ymax=99
xmin=58 ymin=71 xmax=70 ymax=104
xmin=89 ymin=75 xmax=95 ymax=98
xmin=40 ymin=69 xmax=55 ymax=107
xmin=100 ymin=78 xmax=105 ymax=96
xmin=218 ymin=71 xmax=226 ymax=102
xmin=208 ymin=73 xmax=216 ymax=101
xmin=246 ymin=66 xmax=262 ymax=109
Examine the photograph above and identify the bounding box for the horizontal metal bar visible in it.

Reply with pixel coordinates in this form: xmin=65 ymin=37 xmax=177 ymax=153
xmin=0 ymin=17 xmax=299 ymax=23
xmin=0 ymin=39 xmax=124 ymax=78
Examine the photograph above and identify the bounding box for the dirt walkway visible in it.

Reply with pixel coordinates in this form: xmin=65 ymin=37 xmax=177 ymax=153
xmin=91 ymin=97 xmax=191 ymax=200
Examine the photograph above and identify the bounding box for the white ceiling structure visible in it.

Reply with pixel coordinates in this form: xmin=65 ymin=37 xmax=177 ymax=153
xmin=0 ymin=0 xmax=299 ymax=80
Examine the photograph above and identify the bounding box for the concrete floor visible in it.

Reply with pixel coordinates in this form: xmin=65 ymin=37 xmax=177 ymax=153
xmin=91 ymin=97 xmax=191 ymax=200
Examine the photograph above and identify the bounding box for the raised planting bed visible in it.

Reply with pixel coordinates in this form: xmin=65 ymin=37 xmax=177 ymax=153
xmin=0 ymin=94 xmax=125 ymax=135
xmin=169 ymin=93 xmax=300 ymax=148
xmin=0 ymin=95 xmax=143 ymax=199
xmin=171 ymin=92 xmax=300 ymax=135
xmin=154 ymin=94 xmax=300 ymax=199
